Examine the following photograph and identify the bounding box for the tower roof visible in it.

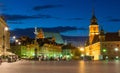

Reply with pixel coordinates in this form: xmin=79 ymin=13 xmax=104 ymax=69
xmin=90 ymin=9 xmax=98 ymax=25
xmin=90 ymin=15 xmax=98 ymax=25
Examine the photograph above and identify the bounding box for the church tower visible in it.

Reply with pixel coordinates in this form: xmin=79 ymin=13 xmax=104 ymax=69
xmin=89 ymin=11 xmax=99 ymax=44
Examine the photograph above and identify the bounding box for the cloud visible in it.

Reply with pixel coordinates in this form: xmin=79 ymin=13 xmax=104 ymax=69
xmin=7 ymin=21 xmax=23 ymax=24
xmin=2 ymin=14 xmax=55 ymax=21
xmin=42 ymin=26 xmax=78 ymax=32
xmin=33 ymin=5 xmax=62 ymax=11
xmin=10 ymin=26 xmax=86 ymax=38
xmin=108 ymin=18 xmax=120 ymax=22
xmin=67 ymin=18 xmax=83 ymax=20
xmin=2 ymin=13 xmax=65 ymax=21
xmin=77 ymin=27 xmax=88 ymax=30
xmin=3 ymin=14 xmax=40 ymax=21
xmin=35 ymin=14 xmax=56 ymax=19
xmin=104 ymin=16 xmax=120 ymax=22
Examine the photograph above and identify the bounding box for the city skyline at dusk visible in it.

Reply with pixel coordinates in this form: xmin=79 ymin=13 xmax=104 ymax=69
xmin=0 ymin=0 xmax=120 ymax=36
xmin=0 ymin=1 xmax=120 ymax=73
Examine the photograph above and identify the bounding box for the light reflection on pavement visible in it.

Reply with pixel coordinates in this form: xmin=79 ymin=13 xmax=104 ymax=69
xmin=0 ymin=60 xmax=120 ymax=73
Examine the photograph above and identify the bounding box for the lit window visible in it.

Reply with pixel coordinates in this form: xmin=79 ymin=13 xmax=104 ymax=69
xmin=117 ymin=44 xmax=119 ymax=47
xmin=111 ymin=45 xmax=113 ymax=47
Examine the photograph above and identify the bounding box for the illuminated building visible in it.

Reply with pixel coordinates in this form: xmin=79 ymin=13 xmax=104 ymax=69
xmin=0 ymin=16 xmax=10 ymax=56
xmin=10 ymin=29 xmax=64 ymax=58
xmin=10 ymin=29 xmax=79 ymax=60
xmin=36 ymin=29 xmax=63 ymax=58
xmin=85 ymin=13 xmax=120 ymax=60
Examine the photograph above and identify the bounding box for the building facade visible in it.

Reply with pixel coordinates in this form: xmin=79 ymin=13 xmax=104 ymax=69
xmin=85 ymin=14 xmax=120 ymax=60
xmin=0 ymin=16 xmax=10 ymax=56
xmin=10 ymin=29 xmax=80 ymax=60
xmin=10 ymin=29 xmax=64 ymax=59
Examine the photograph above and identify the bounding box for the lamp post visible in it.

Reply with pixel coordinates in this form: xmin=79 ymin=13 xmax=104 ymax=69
xmin=79 ymin=47 xmax=85 ymax=60
xmin=34 ymin=27 xmax=38 ymax=60
xmin=114 ymin=48 xmax=119 ymax=60
xmin=2 ymin=27 xmax=8 ymax=58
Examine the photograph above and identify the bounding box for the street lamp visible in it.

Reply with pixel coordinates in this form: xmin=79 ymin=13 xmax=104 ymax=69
xmin=80 ymin=47 xmax=84 ymax=52
xmin=114 ymin=48 xmax=119 ymax=59
xmin=34 ymin=27 xmax=38 ymax=59
xmin=15 ymin=39 xmax=19 ymax=43
xmin=18 ymin=42 xmax=21 ymax=45
xmin=102 ymin=49 xmax=107 ymax=53
xmin=13 ymin=36 xmax=16 ymax=39
xmin=3 ymin=27 xmax=9 ymax=58
xmin=114 ymin=48 xmax=119 ymax=52
xmin=79 ymin=47 xmax=85 ymax=59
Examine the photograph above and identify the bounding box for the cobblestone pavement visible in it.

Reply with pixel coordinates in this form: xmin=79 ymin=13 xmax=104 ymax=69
xmin=0 ymin=60 xmax=120 ymax=73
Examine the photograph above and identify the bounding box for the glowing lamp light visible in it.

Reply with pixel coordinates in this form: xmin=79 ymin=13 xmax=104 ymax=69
xmin=92 ymin=51 xmax=95 ymax=54
xmin=4 ymin=27 xmax=9 ymax=31
xmin=60 ymin=54 xmax=63 ymax=57
xmin=32 ymin=53 xmax=35 ymax=56
xmin=81 ymin=54 xmax=84 ymax=57
xmin=114 ymin=48 xmax=119 ymax=52
xmin=106 ymin=56 xmax=108 ymax=59
xmin=103 ymin=49 xmax=106 ymax=52
xmin=18 ymin=42 xmax=21 ymax=45
xmin=116 ymin=56 xmax=119 ymax=59
xmin=86 ymin=53 xmax=89 ymax=55
xmin=15 ymin=39 xmax=18 ymax=42
xmin=13 ymin=36 xmax=16 ymax=39
xmin=66 ymin=55 xmax=70 ymax=58
xmin=95 ymin=32 xmax=99 ymax=35
xmin=80 ymin=47 xmax=84 ymax=51
xmin=71 ymin=54 xmax=73 ymax=56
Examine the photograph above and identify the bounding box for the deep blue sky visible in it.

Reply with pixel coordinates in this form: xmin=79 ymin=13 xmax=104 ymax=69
xmin=0 ymin=0 xmax=120 ymax=36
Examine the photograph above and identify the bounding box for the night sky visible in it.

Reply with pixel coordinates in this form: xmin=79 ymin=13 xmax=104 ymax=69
xmin=0 ymin=0 xmax=120 ymax=36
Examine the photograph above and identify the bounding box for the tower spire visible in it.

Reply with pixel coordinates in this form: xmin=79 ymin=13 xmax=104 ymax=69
xmin=90 ymin=0 xmax=98 ymax=25
xmin=89 ymin=0 xmax=99 ymax=44
xmin=92 ymin=6 xmax=95 ymax=17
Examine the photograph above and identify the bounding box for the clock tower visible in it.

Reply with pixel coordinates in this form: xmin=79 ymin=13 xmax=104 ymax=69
xmin=89 ymin=12 xmax=99 ymax=44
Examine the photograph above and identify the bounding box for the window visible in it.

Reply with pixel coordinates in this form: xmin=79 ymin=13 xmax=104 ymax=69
xmin=104 ymin=44 xmax=107 ymax=47
xmin=111 ymin=45 xmax=113 ymax=47
xmin=117 ymin=44 xmax=119 ymax=47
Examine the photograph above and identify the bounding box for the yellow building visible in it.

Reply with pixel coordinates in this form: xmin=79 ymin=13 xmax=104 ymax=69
xmin=36 ymin=29 xmax=63 ymax=58
xmin=85 ymin=13 xmax=120 ymax=60
xmin=0 ymin=16 xmax=10 ymax=56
